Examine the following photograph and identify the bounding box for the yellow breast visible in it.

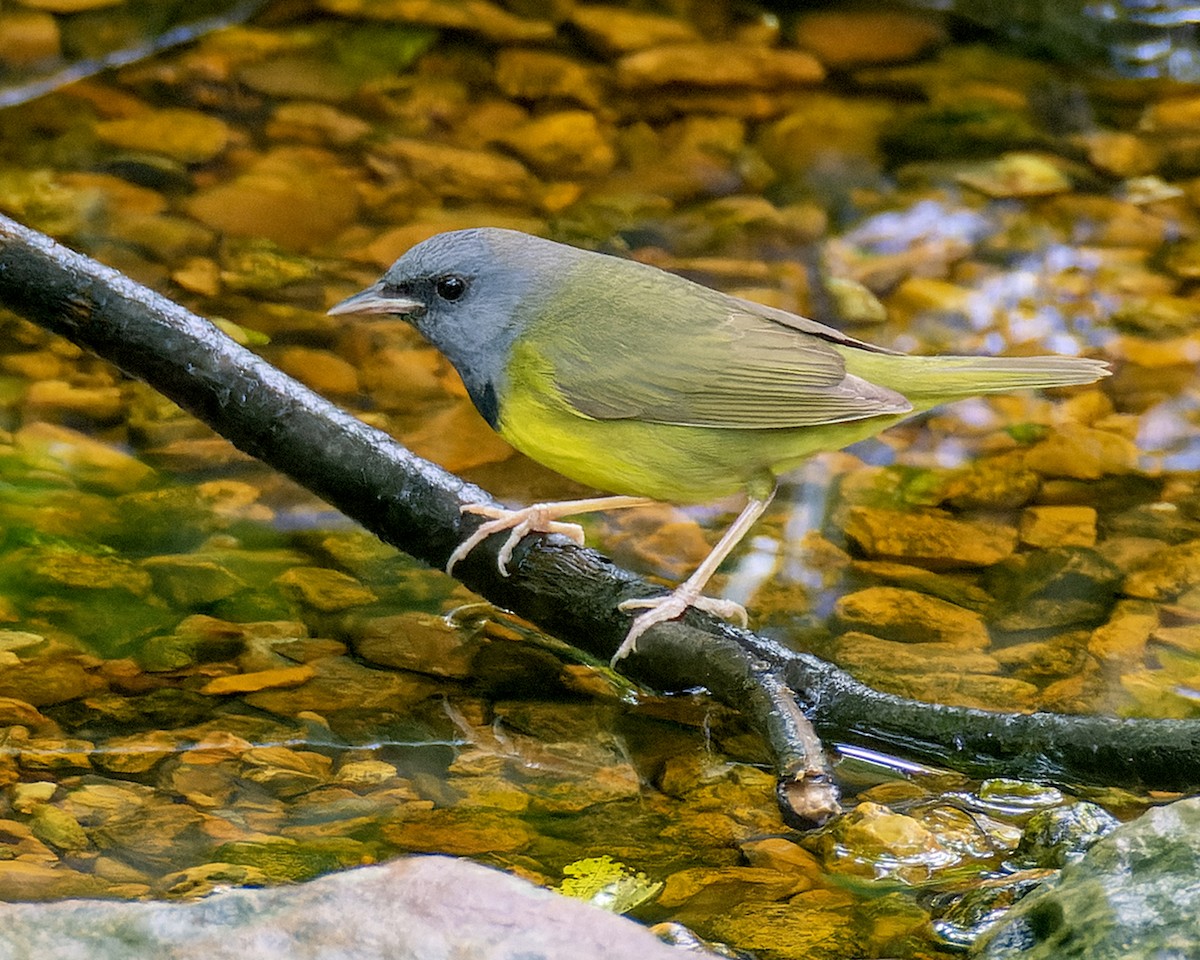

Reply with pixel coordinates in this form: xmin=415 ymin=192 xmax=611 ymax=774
xmin=496 ymin=341 xmax=901 ymax=503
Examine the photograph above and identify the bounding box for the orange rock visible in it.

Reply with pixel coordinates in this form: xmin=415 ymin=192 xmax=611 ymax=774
xmin=402 ymin=401 xmax=515 ymax=473
xmin=793 ymin=11 xmax=945 ymax=69
xmin=187 ymin=147 xmax=359 ymax=252
xmin=0 ymin=11 xmax=59 ymax=67
xmin=276 ymin=346 xmax=360 ymax=396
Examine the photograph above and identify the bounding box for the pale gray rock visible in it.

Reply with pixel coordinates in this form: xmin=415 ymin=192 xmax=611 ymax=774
xmin=0 ymin=855 xmax=705 ymax=960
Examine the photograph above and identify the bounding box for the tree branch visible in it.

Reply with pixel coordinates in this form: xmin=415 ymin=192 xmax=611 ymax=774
xmin=1 ymin=213 xmax=1197 ymax=827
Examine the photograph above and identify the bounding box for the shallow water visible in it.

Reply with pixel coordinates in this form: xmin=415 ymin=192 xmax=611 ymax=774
xmin=0 ymin=1 xmax=1198 ymax=957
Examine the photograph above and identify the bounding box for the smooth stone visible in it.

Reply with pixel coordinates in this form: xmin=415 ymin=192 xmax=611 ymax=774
xmin=401 ymin=401 xmax=515 ymax=473
xmin=656 ymin=865 xmax=812 ymax=909
xmin=1150 ymin=622 xmax=1200 ymax=654
xmin=141 ymin=555 xmax=248 ymax=606
xmin=986 ymin=548 xmax=1122 ymax=632
xmin=238 ymin=57 xmax=360 ymax=103
xmin=792 ymin=11 xmax=945 ymax=68
xmin=0 ymin=169 xmax=92 ymax=236
xmin=705 ymin=890 xmax=859 ymax=958
xmin=849 ymin=560 xmax=993 ymax=610
xmin=91 ymin=731 xmax=180 ymax=775
xmin=617 ymin=42 xmax=824 ymax=90
xmin=1011 ymin=802 xmax=1120 ymax=869
xmin=1140 ymin=94 xmax=1200 ymax=130
xmin=834 ymin=585 xmax=990 ymax=648
xmin=158 ymin=862 xmax=272 ymax=899
xmin=266 ymin=102 xmax=372 ymax=148
xmin=1019 ymin=506 xmax=1098 ymax=548
xmin=992 ymin=631 xmax=1090 ymax=683
xmin=843 ymin=507 xmax=1018 ymax=568
xmin=212 ymin=836 xmax=362 ymax=881
xmin=27 ymin=803 xmax=89 ymax=853
xmin=95 ymin=109 xmax=231 ymax=164
xmin=0 ymin=696 xmax=50 ymax=726
xmin=960 ymin=150 xmax=1074 ymax=197
xmin=89 ymin=801 xmax=209 ymax=870
xmin=0 ymin=856 xmax=703 ymax=958
xmin=493 ymin=49 xmax=602 ymax=108
xmin=892 ymin=672 xmax=1040 ymax=711
xmin=569 ymin=5 xmax=699 ymax=55
xmin=273 ymin=348 xmax=357 ymax=396
xmin=0 ymin=861 xmax=107 ymax=901
xmin=496 ymin=110 xmax=616 ymax=179
xmin=382 ymin=810 xmax=536 ymax=856
xmin=110 ymin=212 xmax=215 ymax=264
xmin=18 ymin=545 xmax=152 ymax=595
xmin=186 ymin=147 xmax=359 ymax=252
xmin=938 ymin=453 xmax=1041 ymax=511
xmin=200 ymin=665 xmax=316 ymax=696
xmin=353 ymin=345 xmax=444 ymax=404
xmin=18 ymin=0 xmax=120 ymax=11
xmin=1088 ymin=599 xmax=1158 ymax=664
xmin=739 ymin=837 xmax=823 ymax=875
xmin=0 ymin=349 xmax=64 ymax=381
xmin=217 ymin=240 xmax=319 ymax=294
xmin=373 ymin=139 xmax=535 ymax=204
xmin=10 ymin=783 xmax=56 ymax=814
xmin=1112 ymin=295 xmax=1200 ymax=337
xmin=818 ymin=801 xmax=947 ymax=878
xmin=274 ymin=567 xmax=377 ymax=611
xmin=0 ymin=632 xmax=46 ymax=656
xmin=974 ymin=798 xmax=1200 ymax=959
xmin=0 ymin=661 xmax=104 ymax=708
xmin=348 ymin=212 xmax=545 ymax=270
xmin=0 ymin=10 xmax=60 ymax=66
xmin=833 ymin=632 xmax=1001 ymax=677
xmin=1123 ymin=539 xmax=1200 ymax=601
xmin=1024 ymin=424 xmax=1139 ymax=480
xmin=316 ymin=0 xmax=554 ymax=43
xmin=1043 ymin=195 xmax=1170 ymax=247
xmin=350 ymin=611 xmax=479 ymax=678
xmin=19 ymin=380 xmax=125 ymax=427
xmin=243 ymin=657 xmax=437 ymax=715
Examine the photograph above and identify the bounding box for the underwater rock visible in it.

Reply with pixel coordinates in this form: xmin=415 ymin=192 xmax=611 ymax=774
xmin=834 ymin=585 xmax=990 ymax=647
xmin=844 ymin=507 xmax=1018 ymax=568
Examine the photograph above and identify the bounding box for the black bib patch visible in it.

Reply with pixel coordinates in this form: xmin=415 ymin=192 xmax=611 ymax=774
xmin=470 ymin=380 xmax=500 ymax=430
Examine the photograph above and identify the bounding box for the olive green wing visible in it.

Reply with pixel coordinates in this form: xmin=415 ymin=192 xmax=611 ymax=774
xmin=539 ymin=281 xmax=912 ymax=430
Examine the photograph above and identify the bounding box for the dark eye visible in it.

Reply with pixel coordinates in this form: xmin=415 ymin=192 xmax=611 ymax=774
xmin=435 ymin=275 xmax=467 ymax=302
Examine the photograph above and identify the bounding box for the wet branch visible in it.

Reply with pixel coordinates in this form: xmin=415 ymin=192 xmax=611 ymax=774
xmin=2 ymin=213 xmax=1198 ymax=825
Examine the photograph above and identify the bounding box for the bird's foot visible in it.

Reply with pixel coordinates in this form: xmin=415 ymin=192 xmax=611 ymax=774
xmin=613 ymin=589 xmax=748 ymax=665
xmin=446 ymin=502 xmax=586 ymax=577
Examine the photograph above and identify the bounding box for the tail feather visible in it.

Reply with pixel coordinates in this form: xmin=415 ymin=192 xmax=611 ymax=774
xmin=843 ymin=351 xmax=1110 ymax=401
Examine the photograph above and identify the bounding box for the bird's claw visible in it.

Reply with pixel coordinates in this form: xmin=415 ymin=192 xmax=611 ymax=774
xmin=445 ymin=503 xmax=586 ymax=576
xmin=612 ymin=590 xmax=748 ymax=665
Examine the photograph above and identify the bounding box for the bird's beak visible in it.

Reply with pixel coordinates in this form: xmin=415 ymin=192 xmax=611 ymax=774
xmin=327 ymin=283 xmax=425 ymax=318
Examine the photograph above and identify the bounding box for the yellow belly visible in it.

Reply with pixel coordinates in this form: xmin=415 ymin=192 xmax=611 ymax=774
xmin=497 ymin=343 xmax=907 ymax=503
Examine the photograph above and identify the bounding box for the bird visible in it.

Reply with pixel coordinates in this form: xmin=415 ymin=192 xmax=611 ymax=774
xmin=329 ymin=227 xmax=1110 ymax=665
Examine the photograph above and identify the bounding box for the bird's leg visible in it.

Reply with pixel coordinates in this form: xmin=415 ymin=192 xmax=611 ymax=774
xmin=446 ymin=496 xmax=654 ymax=576
xmin=614 ymin=489 xmax=776 ymax=665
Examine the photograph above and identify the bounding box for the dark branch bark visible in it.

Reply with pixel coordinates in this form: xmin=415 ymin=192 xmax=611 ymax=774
xmin=2 ymin=213 xmax=1198 ymax=826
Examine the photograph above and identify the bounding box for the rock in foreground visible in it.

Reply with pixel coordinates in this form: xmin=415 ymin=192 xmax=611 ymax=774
xmin=973 ymin=797 xmax=1200 ymax=958
xmin=0 ymin=855 xmax=704 ymax=960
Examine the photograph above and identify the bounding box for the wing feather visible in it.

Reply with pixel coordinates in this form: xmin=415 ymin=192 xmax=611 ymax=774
xmin=540 ymin=282 xmax=912 ymax=428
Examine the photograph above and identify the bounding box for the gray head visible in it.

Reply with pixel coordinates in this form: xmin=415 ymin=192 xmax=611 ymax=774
xmin=329 ymin=228 xmax=585 ymax=426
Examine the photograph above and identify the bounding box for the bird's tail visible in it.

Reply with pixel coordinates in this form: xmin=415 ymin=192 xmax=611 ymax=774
xmin=843 ymin=350 xmax=1110 ymax=403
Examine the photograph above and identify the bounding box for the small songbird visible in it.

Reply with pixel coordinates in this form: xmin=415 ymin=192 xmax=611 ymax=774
xmin=329 ymin=228 xmax=1109 ymax=664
